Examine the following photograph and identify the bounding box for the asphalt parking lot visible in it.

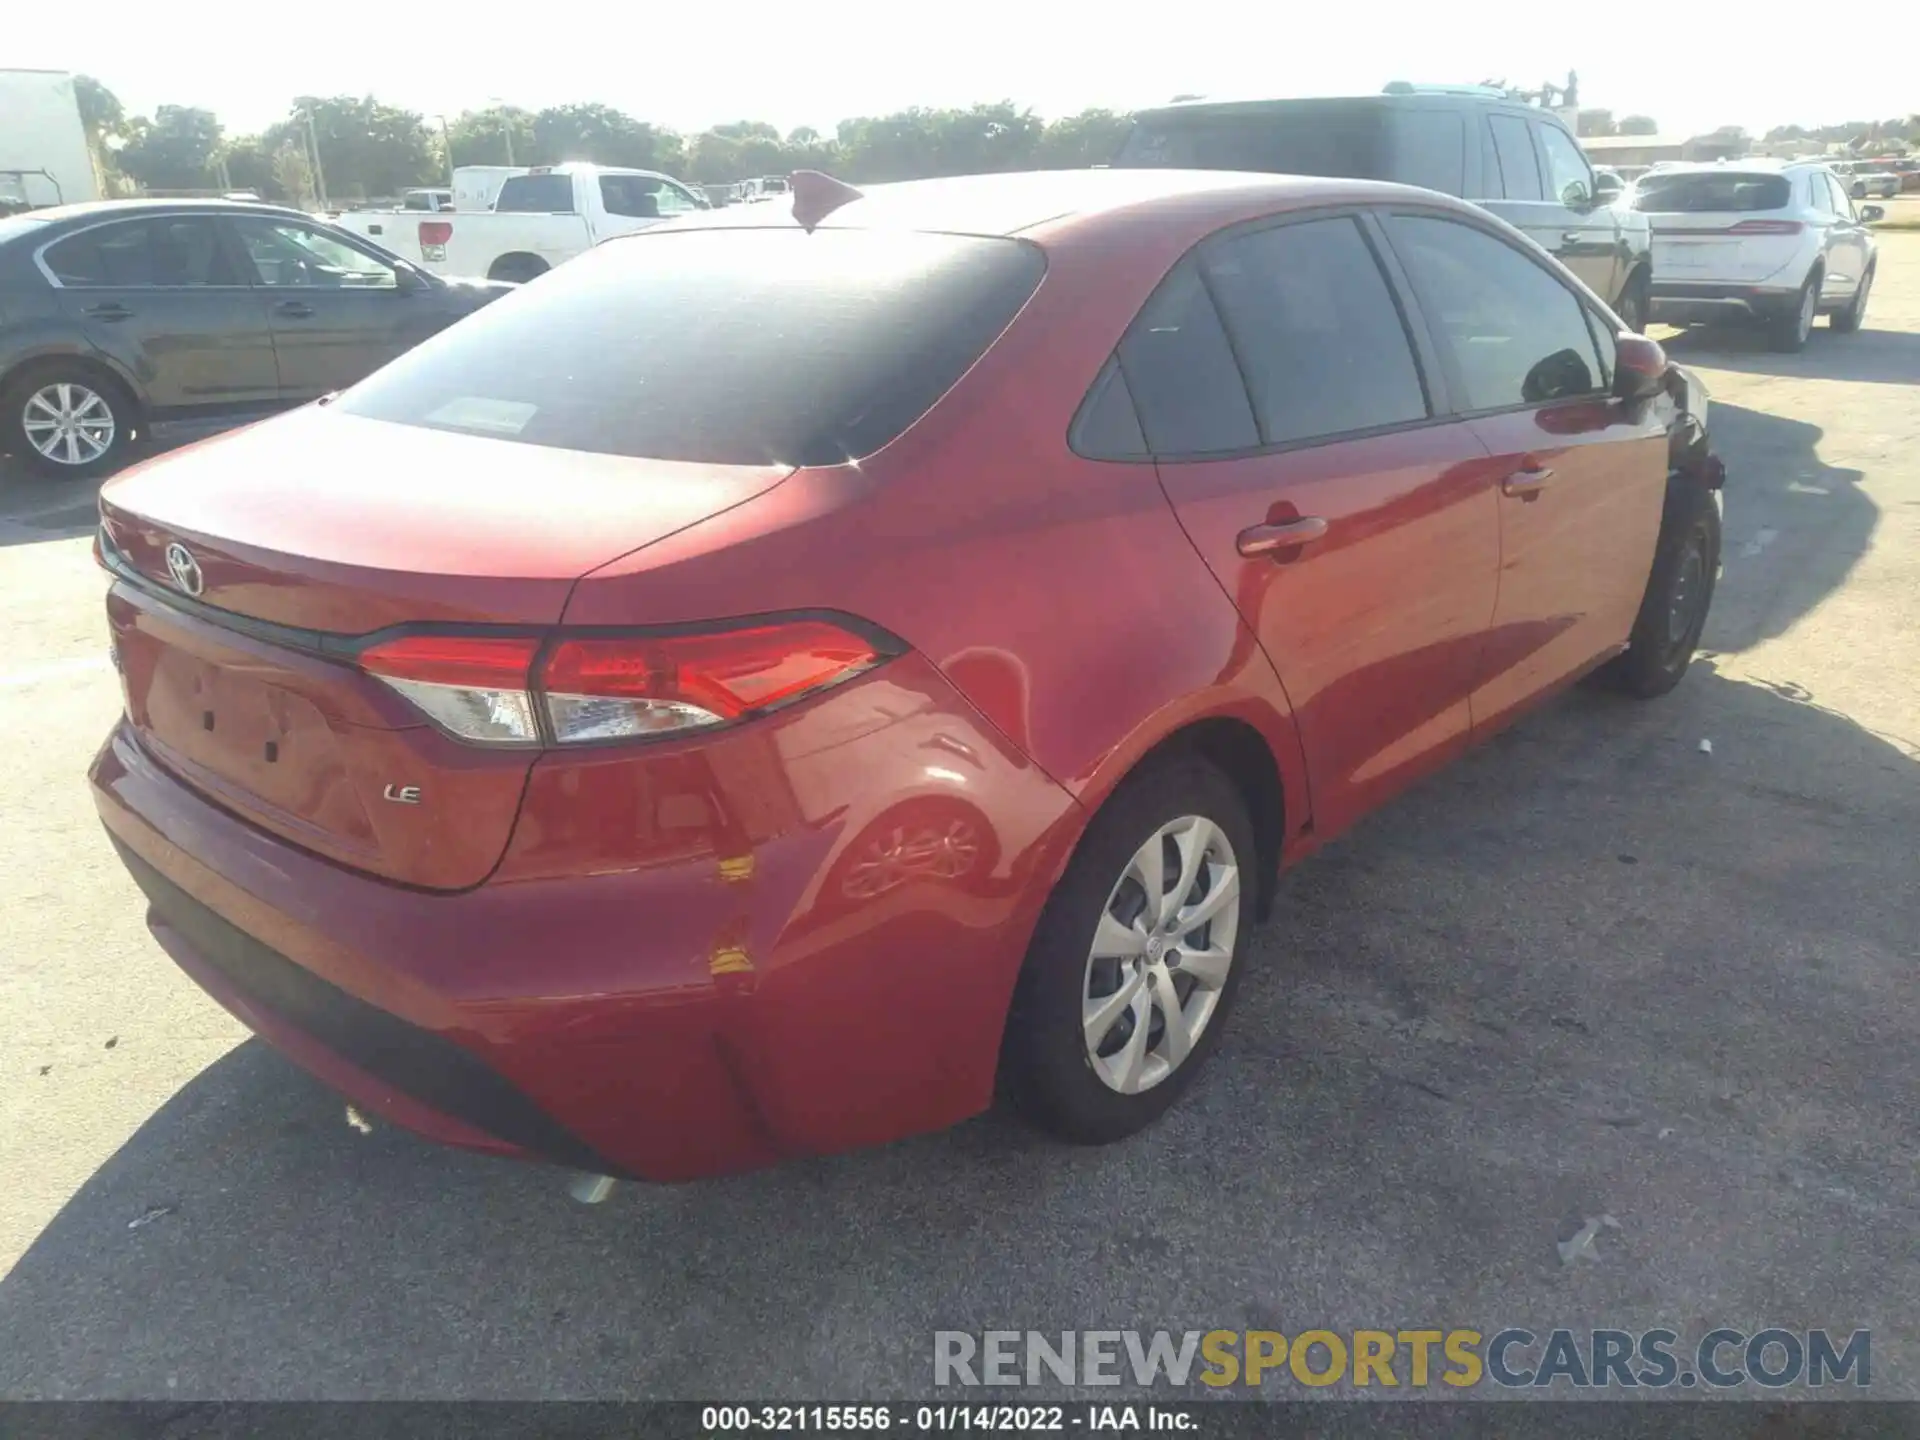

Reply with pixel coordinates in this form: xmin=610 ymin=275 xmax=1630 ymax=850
xmin=2 ymin=237 xmax=1917 ymax=1400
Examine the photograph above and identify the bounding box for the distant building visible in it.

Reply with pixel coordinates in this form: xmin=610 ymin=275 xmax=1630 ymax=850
xmin=1581 ymin=132 xmax=1748 ymax=169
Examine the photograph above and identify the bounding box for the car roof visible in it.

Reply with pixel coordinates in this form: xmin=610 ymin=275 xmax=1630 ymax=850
xmin=13 ymin=197 xmax=317 ymax=226
xmin=1132 ymin=91 xmax=1543 ymax=120
xmin=671 ymin=167 xmax=1472 ymax=245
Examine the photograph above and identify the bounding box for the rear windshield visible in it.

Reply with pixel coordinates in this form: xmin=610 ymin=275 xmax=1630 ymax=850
xmin=494 ymin=174 xmax=575 ymax=213
xmin=1632 ymin=173 xmax=1792 ymax=212
xmin=1114 ymin=104 xmax=1465 ymax=195
xmin=336 ymin=227 xmax=1046 ymax=467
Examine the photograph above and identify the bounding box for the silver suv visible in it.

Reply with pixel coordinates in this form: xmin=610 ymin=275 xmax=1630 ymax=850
xmin=1635 ymin=161 xmax=1880 ymax=351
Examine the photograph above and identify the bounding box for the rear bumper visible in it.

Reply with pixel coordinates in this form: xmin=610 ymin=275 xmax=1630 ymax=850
xmin=1649 ymin=279 xmax=1801 ymax=322
xmin=91 ymin=652 xmax=1081 ymax=1181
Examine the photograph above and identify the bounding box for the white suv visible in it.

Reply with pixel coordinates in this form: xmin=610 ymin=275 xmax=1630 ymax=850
xmin=1635 ymin=161 xmax=1881 ymax=352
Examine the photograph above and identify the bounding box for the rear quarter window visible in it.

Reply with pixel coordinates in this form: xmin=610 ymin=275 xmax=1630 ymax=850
xmin=1386 ymin=111 xmax=1466 ymax=195
xmin=335 ymin=227 xmax=1046 ymax=468
xmin=1115 ymin=106 xmax=1387 ymax=179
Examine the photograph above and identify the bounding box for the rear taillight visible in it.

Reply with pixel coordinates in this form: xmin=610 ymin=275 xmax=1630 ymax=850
xmin=359 ymin=634 xmax=544 ymax=745
xmin=358 ymin=619 xmax=889 ymax=747
xmin=418 ymin=220 xmax=453 ymax=246
xmin=1725 ymin=219 xmax=1804 ymax=235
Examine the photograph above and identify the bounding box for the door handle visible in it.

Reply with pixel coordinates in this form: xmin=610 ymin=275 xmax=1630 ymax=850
xmin=1236 ymin=516 xmax=1328 ymax=557
xmin=83 ymin=303 xmax=132 ymax=321
xmin=275 ymin=301 xmax=315 ymax=318
xmin=1560 ymin=231 xmax=1582 ymax=246
xmin=1502 ymin=465 xmax=1556 ymax=497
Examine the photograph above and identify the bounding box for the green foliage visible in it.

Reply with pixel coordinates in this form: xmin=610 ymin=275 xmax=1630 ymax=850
xmin=447 ymin=106 xmax=536 ymax=169
xmin=117 ymin=105 xmax=223 ymax=190
xmin=261 ymin=96 xmax=439 ymax=201
xmin=1575 ymin=109 xmax=1616 ymax=138
xmin=1617 ymin=115 xmax=1659 ymax=136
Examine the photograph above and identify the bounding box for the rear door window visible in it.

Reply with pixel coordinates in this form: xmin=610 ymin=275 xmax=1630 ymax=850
xmin=1202 ymin=216 xmax=1428 ymax=445
xmin=335 ymin=227 xmax=1045 ymax=467
xmin=1387 ymin=111 xmax=1466 ymax=195
xmin=42 ymin=217 xmax=240 ymax=287
xmin=1113 ymin=261 xmax=1259 ymax=455
xmin=1487 ymin=116 xmax=1544 ymax=201
xmin=1384 ymin=213 xmax=1605 ymax=411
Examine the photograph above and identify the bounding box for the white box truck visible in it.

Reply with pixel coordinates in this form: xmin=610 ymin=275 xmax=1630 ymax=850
xmin=0 ymin=69 xmax=100 ymax=213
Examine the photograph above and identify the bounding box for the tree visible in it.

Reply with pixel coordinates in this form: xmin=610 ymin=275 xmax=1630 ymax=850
xmin=271 ymin=141 xmax=316 ymax=210
xmin=529 ymin=104 xmax=684 ymax=174
xmin=262 ymin=96 xmax=437 ymax=201
xmin=118 ymin=105 xmax=223 ymax=191
xmin=1575 ymin=109 xmax=1616 ymax=138
xmin=1618 ymin=115 xmax=1659 ymax=136
xmin=1030 ymin=108 xmax=1133 ymax=168
xmin=448 ymin=106 xmax=536 ymax=168
xmin=221 ymin=135 xmax=281 ymax=200
xmin=72 ymin=75 xmax=133 ymax=194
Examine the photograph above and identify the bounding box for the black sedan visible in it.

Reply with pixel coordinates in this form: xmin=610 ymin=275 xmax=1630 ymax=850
xmin=0 ymin=199 xmax=510 ymax=479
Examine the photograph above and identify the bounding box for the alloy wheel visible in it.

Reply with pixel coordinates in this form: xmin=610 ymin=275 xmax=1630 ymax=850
xmin=22 ymin=382 xmax=115 ymax=467
xmin=1081 ymin=815 xmax=1241 ymax=1095
xmin=1796 ymin=282 xmax=1817 ymax=344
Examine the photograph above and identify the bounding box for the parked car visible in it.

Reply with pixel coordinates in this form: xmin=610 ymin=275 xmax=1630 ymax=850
xmin=0 ymin=199 xmax=510 ymax=478
xmin=1634 ymin=162 xmax=1880 ymax=350
xmin=1112 ymin=84 xmax=1656 ymax=331
xmin=338 ymin=163 xmax=710 ymax=282
xmin=737 ymin=176 xmax=792 ymax=203
xmin=90 ymin=168 xmax=1723 ymax=1185
xmin=1831 ymin=161 xmax=1900 ymax=200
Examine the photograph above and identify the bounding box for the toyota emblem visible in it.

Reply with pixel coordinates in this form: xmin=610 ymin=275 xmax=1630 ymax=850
xmin=163 ymin=542 xmax=204 ymax=597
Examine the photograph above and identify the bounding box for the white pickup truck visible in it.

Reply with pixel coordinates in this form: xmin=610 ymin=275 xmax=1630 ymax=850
xmin=338 ymin=162 xmax=712 ymax=282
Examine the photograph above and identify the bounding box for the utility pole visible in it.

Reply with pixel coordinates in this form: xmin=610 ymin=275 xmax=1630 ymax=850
xmin=303 ymin=107 xmax=329 ymax=210
xmin=488 ymin=98 xmax=515 ymax=166
xmin=436 ymin=114 xmax=455 ymax=188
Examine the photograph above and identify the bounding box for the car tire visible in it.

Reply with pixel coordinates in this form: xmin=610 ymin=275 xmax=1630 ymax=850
xmin=1 ymin=359 xmax=138 ymax=482
xmin=1829 ymin=263 xmax=1873 ymax=334
xmin=1767 ymin=271 xmax=1819 ymax=352
xmin=1616 ymin=269 xmax=1651 ymax=334
xmin=487 ymin=254 xmax=549 ymax=284
xmin=1002 ymin=754 xmax=1257 ymax=1145
xmin=1603 ymin=482 xmax=1721 ymax=700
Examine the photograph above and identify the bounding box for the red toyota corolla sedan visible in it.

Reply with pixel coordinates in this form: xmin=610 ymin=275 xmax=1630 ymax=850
xmin=90 ymin=168 xmax=1724 ymax=1184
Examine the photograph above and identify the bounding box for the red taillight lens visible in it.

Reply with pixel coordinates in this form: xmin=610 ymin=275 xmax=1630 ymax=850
xmin=418 ymin=220 xmax=453 ymax=246
xmin=540 ymin=621 xmax=881 ymax=744
xmin=358 ymin=620 xmax=887 ymax=747
xmin=1726 ymin=219 xmax=1804 ymax=235
xmin=360 ymin=634 xmax=542 ymax=745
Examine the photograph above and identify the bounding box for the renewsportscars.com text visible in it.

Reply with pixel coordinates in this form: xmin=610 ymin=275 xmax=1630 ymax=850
xmin=934 ymin=1328 xmax=1871 ymax=1390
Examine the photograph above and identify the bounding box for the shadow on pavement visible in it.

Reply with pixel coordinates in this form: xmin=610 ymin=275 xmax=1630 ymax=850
xmin=2 ymin=667 xmax=1915 ymax=1398
xmin=1663 ymin=321 xmax=1920 ymax=386
xmin=1689 ymin=401 xmax=1873 ymax=654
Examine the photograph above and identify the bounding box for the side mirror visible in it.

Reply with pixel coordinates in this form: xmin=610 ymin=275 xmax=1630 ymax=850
xmin=1861 ymin=204 xmax=1886 ymax=223
xmin=1563 ymin=182 xmax=1595 ymax=211
xmin=393 ymin=265 xmax=426 ymax=294
xmin=1613 ymin=333 xmax=1668 ymax=402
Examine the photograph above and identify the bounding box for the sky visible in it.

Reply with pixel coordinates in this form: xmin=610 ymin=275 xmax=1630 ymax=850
xmin=9 ymin=0 xmax=1913 ymax=141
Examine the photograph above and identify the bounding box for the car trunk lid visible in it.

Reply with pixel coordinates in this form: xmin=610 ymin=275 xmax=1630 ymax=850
xmin=99 ymin=407 xmax=790 ymax=889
